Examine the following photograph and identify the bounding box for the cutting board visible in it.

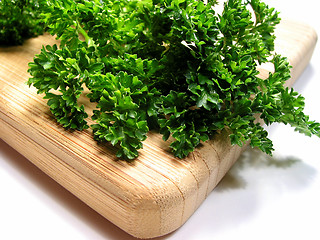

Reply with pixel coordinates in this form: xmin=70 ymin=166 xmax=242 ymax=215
xmin=0 ymin=19 xmax=317 ymax=239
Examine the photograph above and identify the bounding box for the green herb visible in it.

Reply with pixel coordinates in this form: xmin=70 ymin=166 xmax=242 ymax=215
xmin=26 ymin=0 xmax=320 ymax=160
xmin=0 ymin=0 xmax=45 ymax=46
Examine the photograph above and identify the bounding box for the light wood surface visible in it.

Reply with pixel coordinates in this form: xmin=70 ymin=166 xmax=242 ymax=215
xmin=0 ymin=19 xmax=317 ymax=239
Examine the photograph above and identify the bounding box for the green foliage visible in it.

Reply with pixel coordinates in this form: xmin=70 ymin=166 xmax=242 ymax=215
xmin=24 ymin=0 xmax=320 ymax=160
xmin=28 ymin=44 xmax=91 ymax=130
xmin=89 ymin=72 xmax=158 ymax=160
xmin=0 ymin=0 xmax=45 ymax=45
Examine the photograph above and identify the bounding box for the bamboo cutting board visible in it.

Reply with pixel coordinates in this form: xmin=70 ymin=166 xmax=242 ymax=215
xmin=0 ymin=19 xmax=317 ymax=239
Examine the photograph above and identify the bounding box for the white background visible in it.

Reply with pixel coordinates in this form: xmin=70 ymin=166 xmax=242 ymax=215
xmin=1 ymin=1 xmax=320 ymax=239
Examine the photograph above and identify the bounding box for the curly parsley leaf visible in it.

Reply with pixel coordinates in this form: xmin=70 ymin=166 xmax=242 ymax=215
xmin=89 ymin=72 xmax=158 ymax=160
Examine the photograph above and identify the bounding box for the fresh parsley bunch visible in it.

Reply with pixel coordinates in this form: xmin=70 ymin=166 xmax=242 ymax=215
xmin=0 ymin=0 xmax=45 ymax=46
xmin=26 ymin=0 xmax=320 ymax=160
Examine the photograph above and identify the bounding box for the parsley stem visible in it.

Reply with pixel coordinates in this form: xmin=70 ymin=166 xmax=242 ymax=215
xmin=75 ymin=19 xmax=95 ymax=48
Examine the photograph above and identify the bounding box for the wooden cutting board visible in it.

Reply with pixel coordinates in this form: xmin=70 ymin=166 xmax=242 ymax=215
xmin=0 ymin=19 xmax=317 ymax=239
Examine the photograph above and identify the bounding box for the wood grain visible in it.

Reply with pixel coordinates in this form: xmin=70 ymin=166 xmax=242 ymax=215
xmin=0 ymin=19 xmax=317 ymax=239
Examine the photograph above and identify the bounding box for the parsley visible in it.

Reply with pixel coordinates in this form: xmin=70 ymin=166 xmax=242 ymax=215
xmin=25 ymin=0 xmax=320 ymax=160
xmin=0 ymin=0 xmax=45 ymax=46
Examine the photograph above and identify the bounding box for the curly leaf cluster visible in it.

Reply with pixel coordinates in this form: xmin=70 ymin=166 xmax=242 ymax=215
xmin=25 ymin=0 xmax=320 ymax=160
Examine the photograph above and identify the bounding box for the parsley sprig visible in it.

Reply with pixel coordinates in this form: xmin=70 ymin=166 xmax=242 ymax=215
xmin=25 ymin=0 xmax=320 ymax=160
xmin=0 ymin=0 xmax=45 ymax=46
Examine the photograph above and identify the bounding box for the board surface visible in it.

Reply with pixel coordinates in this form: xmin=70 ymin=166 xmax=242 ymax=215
xmin=0 ymin=19 xmax=317 ymax=239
